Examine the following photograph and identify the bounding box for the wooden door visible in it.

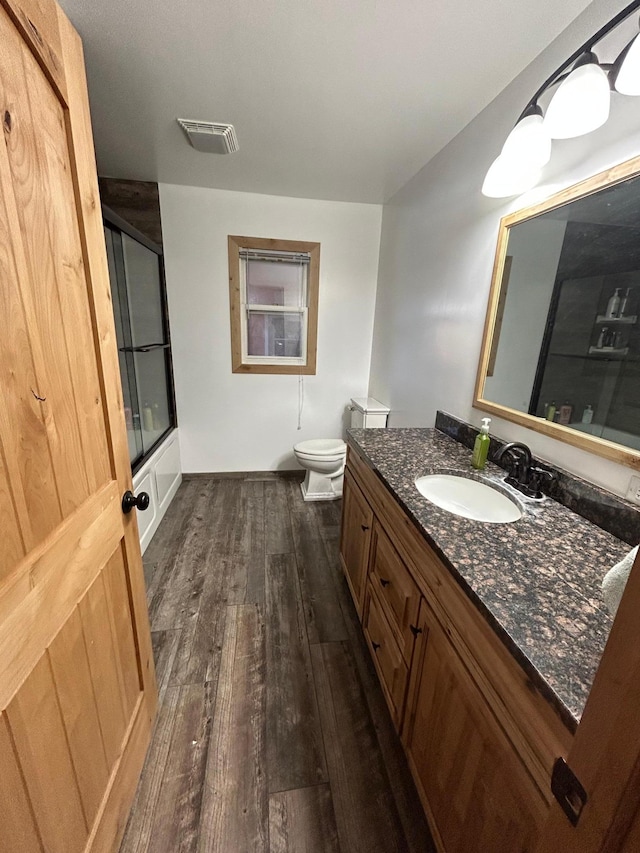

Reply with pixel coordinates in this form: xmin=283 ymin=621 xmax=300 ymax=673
xmin=404 ymin=601 xmax=547 ymax=853
xmin=535 ymin=551 xmax=640 ymax=852
xmin=339 ymin=468 xmax=373 ymax=616
xmin=0 ymin=1 xmax=157 ymax=851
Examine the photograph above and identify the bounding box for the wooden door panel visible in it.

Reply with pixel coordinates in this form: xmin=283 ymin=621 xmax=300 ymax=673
xmin=0 ymin=9 xmax=92 ymax=520
xmin=0 ymin=482 xmax=121 ymax=707
xmin=3 ymin=0 xmax=68 ymax=102
xmin=0 ymin=110 xmax=60 ymax=552
xmin=0 ymin=713 xmax=42 ymax=852
xmin=0 ymin=545 xmax=145 ymax=850
xmin=48 ymin=607 xmax=111 ymax=828
xmin=80 ymin=569 xmax=131 ymax=770
xmin=39 ymin=88 xmax=110 ymax=493
xmin=0 ymin=454 xmax=25 ymax=572
xmin=6 ymin=654 xmax=89 ymax=853
xmin=104 ymin=549 xmax=143 ymax=722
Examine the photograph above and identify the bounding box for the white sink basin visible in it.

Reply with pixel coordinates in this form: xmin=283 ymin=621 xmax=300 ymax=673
xmin=415 ymin=474 xmax=522 ymax=523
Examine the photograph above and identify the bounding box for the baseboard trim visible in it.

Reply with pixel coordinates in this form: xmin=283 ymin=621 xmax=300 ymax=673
xmin=183 ymin=470 xmax=303 ymax=481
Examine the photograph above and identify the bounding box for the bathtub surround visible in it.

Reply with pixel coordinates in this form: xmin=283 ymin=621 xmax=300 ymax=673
xmin=435 ymin=411 xmax=640 ymax=545
xmin=159 ymin=184 xmax=382 ymax=473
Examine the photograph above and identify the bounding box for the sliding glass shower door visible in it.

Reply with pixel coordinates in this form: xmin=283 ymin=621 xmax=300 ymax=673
xmin=103 ymin=208 xmax=176 ymax=470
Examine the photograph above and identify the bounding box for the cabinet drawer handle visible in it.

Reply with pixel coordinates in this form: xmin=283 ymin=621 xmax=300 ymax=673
xmin=371 ymin=641 xmax=381 ymax=652
xmin=410 ymin=624 xmax=422 ymax=637
xmin=380 ymin=578 xmax=390 ymax=587
xmin=361 ymin=524 xmax=370 ymax=532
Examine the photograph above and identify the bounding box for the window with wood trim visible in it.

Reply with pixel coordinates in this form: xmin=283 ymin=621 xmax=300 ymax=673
xmin=228 ymin=235 xmax=320 ymax=374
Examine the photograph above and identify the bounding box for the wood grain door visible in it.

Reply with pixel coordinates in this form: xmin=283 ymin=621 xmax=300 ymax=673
xmin=403 ymin=600 xmax=547 ymax=853
xmin=339 ymin=469 xmax=373 ymax=616
xmin=0 ymin=1 xmax=157 ymax=851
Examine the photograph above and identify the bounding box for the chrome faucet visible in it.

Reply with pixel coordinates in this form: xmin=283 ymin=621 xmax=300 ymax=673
xmin=494 ymin=442 xmax=553 ymax=499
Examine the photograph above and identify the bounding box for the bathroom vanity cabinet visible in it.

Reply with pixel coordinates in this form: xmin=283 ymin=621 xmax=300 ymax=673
xmin=340 ymin=444 xmax=573 ymax=853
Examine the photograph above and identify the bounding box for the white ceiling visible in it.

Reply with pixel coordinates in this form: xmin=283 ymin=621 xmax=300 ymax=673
xmin=59 ymin=0 xmax=594 ymax=204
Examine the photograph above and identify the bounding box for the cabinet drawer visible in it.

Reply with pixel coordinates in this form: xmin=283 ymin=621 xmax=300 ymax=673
xmin=369 ymin=522 xmax=421 ymax=664
xmin=364 ymin=585 xmax=409 ymax=728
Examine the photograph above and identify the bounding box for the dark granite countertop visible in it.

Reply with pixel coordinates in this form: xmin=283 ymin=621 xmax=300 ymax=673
xmin=347 ymin=427 xmax=631 ymax=730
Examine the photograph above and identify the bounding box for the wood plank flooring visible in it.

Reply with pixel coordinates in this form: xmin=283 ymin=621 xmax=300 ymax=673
xmin=120 ymin=474 xmax=435 ymax=853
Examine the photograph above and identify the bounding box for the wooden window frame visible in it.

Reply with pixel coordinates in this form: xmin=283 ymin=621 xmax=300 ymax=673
xmin=228 ymin=235 xmax=320 ymax=375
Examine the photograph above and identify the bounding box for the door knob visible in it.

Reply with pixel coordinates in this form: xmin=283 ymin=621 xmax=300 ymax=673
xmin=122 ymin=490 xmax=150 ymax=514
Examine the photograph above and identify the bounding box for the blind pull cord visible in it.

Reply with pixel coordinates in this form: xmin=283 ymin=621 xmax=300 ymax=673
xmin=297 ymin=258 xmax=305 ymax=430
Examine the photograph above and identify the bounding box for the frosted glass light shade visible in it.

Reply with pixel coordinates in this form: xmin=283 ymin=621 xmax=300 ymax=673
xmin=481 ymin=154 xmax=541 ymax=198
xmin=501 ymin=113 xmax=551 ymax=168
xmin=613 ymin=35 xmax=640 ymax=95
xmin=544 ymin=58 xmax=610 ymax=139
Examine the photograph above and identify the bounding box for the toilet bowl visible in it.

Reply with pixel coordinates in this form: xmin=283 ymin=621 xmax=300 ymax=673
xmin=294 ymin=438 xmax=347 ymax=501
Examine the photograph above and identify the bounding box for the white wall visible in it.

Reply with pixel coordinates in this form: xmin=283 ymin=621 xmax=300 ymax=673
xmin=368 ymin=0 xmax=640 ymax=498
xmin=159 ymin=184 xmax=382 ymax=472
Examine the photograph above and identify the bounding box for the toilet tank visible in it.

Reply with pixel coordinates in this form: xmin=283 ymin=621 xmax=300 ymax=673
xmin=350 ymin=397 xmax=390 ymax=429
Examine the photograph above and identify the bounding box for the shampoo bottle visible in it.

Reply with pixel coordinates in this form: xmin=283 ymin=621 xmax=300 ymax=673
xmin=472 ymin=418 xmax=491 ymax=470
xmin=142 ymin=402 xmax=154 ymax=432
xmin=606 ymin=288 xmax=622 ymax=318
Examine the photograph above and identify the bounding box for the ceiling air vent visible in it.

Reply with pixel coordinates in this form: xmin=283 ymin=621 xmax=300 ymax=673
xmin=177 ymin=119 xmax=239 ymax=154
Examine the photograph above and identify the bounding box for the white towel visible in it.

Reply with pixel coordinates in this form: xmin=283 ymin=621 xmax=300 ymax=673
xmin=602 ymin=545 xmax=639 ymax=616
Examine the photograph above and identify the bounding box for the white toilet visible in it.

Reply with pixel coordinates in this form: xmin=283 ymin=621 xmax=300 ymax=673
xmin=293 ymin=397 xmax=390 ymax=501
xmin=294 ymin=438 xmax=347 ymax=501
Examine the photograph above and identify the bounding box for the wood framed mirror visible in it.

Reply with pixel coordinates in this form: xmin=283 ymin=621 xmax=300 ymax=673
xmin=475 ymin=154 xmax=640 ymax=470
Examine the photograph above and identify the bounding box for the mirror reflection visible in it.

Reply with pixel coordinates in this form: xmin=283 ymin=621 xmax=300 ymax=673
xmin=482 ymin=171 xmax=640 ymax=454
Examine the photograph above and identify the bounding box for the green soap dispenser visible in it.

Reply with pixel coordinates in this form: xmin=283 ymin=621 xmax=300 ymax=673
xmin=472 ymin=417 xmax=491 ymax=470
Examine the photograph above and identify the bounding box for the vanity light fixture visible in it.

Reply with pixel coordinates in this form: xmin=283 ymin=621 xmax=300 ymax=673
xmin=543 ymin=52 xmax=610 ymax=139
xmin=481 ymin=155 xmax=541 ymax=199
xmin=611 ymin=21 xmax=640 ymax=95
xmin=501 ymin=105 xmax=552 ymax=167
xmin=481 ymin=104 xmax=549 ymax=197
xmin=482 ymin=1 xmax=640 ymax=198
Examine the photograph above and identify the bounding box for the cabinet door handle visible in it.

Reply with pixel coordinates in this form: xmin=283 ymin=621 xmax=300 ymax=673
xmin=372 ymin=641 xmax=381 ymax=652
xmin=380 ymin=578 xmax=390 ymax=587
xmin=410 ymin=624 xmax=422 ymax=637
xmin=361 ymin=524 xmax=370 ymax=532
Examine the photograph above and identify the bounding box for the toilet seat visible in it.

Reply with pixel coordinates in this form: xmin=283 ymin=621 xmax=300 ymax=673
xmin=294 ymin=438 xmax=346 ymax=458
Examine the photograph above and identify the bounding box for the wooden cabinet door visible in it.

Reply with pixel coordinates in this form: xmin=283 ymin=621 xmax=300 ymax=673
xmin=404 ymin=601 xmax=547 ymax=853
xmin=0 ymin=2 xmax=156 ymax=852
xmin=339 ymin=468 xmax=373 ymax=616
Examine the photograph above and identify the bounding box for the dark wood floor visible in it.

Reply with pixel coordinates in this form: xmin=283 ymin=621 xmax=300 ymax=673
xmin=120 ymin=474 xmax=435 ymax=853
